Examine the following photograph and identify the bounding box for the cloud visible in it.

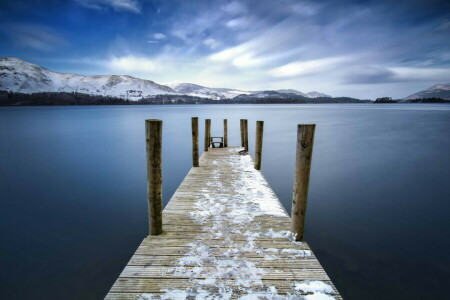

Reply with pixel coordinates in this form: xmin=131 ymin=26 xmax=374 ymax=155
xmin=203 ymin=38 xmax=219 ymax=50
xmin=109 ymin=55 xmax=161 ymax=72
xmin=74 ymin=0 xmax=141 ymax=13
xmin=221 ymin=1 xmax=247 ymax=15
xmin=2 ymin=23 xmax=67 ymax=51
xmin=152 ymin=33 xmax=166 ymax=40
xmin=389 ymin=67 xmax=450 ymax=82
xmin=342 ymin=66 xmax=396 ymax=84
xmin=268 ymin=56 xmax=351 ymax=78
xmin=226 ymin=17 xmax=250 ymax=29
xmin=210 ymin=46 xmax=267 ymax=68
xmin=343 ymin=65 xmax=450 ymax=84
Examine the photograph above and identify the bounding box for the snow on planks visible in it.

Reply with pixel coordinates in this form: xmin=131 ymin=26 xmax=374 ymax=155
xmin=105 ymin=147 xmax=341 ymax=299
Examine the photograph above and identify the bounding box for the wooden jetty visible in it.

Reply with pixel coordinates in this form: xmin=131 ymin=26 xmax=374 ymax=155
xmin=106 ymin=119 xmax=341 ymax=299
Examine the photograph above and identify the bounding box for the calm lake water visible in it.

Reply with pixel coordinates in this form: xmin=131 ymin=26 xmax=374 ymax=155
xmin=0 ymin=104 xmax=449 ymax=299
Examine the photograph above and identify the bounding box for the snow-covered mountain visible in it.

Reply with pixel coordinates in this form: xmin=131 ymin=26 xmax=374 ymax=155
xmin=274 ymin=89 xmax=331 ymax=98
xmin=276 ymin=89 xmax=308 ymax=97
xmin=0 ymin=57 xmax=333 ymax=100
xmin=306 ymin=91 xmax=331 ymax=98
xmin=168 ymin=83 xmax=251 ymax=100
xmin=404 ymin=83 xmax=450 ymax=100
xmin=0 ymin=57 xmax=176 ymax=99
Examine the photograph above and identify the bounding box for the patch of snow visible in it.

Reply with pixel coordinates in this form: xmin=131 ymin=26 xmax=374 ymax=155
xmin=303 ymin=294 xmax=335 ymax=300
xmin=293 ymin=281 xmax=334 ymax=294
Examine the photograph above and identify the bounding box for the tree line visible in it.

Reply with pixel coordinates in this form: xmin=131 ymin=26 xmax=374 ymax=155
xmin=1 ymin=91 xmax=446 ymax=106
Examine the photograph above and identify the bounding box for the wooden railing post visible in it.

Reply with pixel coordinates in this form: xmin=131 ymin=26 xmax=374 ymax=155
xmin=204 ymin=119 xmax=211 ymax=151
xmin=244 ymin=119 xmax=249 ymax=152
xmin=145 ymin=119 xmax=163 ymax=235
xmin=240 ymin=119 xmax=244 ymax=147
xmin=224 ymin=119 xmax=228 ymax=147
xmin=192 ymin=117 xmax=199 ymax=167
xmin=254 ymin=121 xmax=264 ymax=170
xmin=291 ymin=124 xmax=315 ymax=241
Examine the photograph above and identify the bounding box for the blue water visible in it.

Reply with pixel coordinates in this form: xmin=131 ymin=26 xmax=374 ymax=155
xmin=0 ymin=104 xmax=449 ymax=299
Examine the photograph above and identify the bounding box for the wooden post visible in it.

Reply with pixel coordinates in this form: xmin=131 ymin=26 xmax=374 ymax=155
xmin=145 ymin=119 xmax=163 ymax=235
xmin=191 ymin=117 xmax=199 ymax=167
xmin=204 ymin=119 xmax=211 ymax=151
xmin=291 ymin=124 xmax=316 ymax=241
xmin=244 ymin=119 xmax=249 ymax=152
xmin=223 ymin=119 xmax=228 ymax=147
xmin=240 ymin=119 xmax=244 ymax=147
xmin=254 ymin=121 xmax=264 ymax=170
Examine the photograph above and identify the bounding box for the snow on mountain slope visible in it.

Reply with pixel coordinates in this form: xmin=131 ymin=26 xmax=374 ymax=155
xmin=272 ymin=89 xmax=331 ymax=98
xmin=404 ymin=83 xmax=450 ymax=100
xmin=0 ymin=57 xmax=176 ymax=99
xmin=276 ymin=89 xmax=308 ymax=97
xmin=168 ymin=83 xmax=250 ymax=100
xmin=0 ymin=57 xmax=333 ymax=100
xmin=306 ymin=91 xmax=331 ymax=98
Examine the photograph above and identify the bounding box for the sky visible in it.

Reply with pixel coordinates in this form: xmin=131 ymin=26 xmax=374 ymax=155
xmin=0 ymin=0 xmax=449 ymax=99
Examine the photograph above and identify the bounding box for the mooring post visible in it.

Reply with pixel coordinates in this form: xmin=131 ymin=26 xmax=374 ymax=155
xmin=244 ymin=119 xmax=249 ymax=152
xmin=291 ymin=124 xmax=316 ymax=241
xmin=192 ymin=117 xmax=199 ymax=167
xmin=145 ymin=119 xmax=163 ymax=235
xmin=255 ymin=121 xmax=264 ymax=170
xmin=240 ymin=119 xmax=244 ymax=147
xmin=224 ymin=119 xmax=228 ymax=147
xmin=204 ymin=119 xmax=211 ymax=151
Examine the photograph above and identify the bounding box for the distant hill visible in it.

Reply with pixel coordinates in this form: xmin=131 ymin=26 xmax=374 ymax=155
xmin=1 ymin=57 xmax=338 ymax=101
xmin=0 ymin=57 xmax=175 ymax=99
xmin=404 ymin=83 xmax=450 ymax=100
xmin=168 ymin=83 xmax=251 ymax=100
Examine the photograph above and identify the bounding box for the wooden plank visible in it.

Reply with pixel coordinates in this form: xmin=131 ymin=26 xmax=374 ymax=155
xmin=106 ymin=147 xmax=340 ymax=299
xmin=108 ymin=278 xmax=341 ymax=294
xmin=119 ymin=265 xmax=331 ymax=280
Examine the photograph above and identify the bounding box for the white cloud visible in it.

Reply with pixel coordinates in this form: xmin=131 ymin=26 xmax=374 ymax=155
xmin=232 ymin=52 xmax=266 ymax=68
xmin=152 ymin=33 xmax=166 ymax=40
xmin=109 ymin=56 xmax=160 ymax=72
xmin=147 ymin=40 xmax=159 ymax=44
xmin=268 ymin=56 xmax=351 ymax=78
xmin=74 ymin=0 xmax=141 ymax=13
xmin=209 ymin=46 xmax=243 ymax=62
xmin=290 ymin=2 xmax=321 ymax=16
xmin=222 ymin=1 xmax=247 ymax=15
xmin=203 ymin=38 xmax=219 ymax=50
xmin=226 ymin=17 xmax=249 ymax=29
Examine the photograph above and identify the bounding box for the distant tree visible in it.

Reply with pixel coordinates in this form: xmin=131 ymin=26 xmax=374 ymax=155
xmin=374 ymin=97 xmax=397 ymax=103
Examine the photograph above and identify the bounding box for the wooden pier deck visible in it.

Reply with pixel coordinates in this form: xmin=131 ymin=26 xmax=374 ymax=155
xmin=106 ymin=147 xmax=341 ymax=299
